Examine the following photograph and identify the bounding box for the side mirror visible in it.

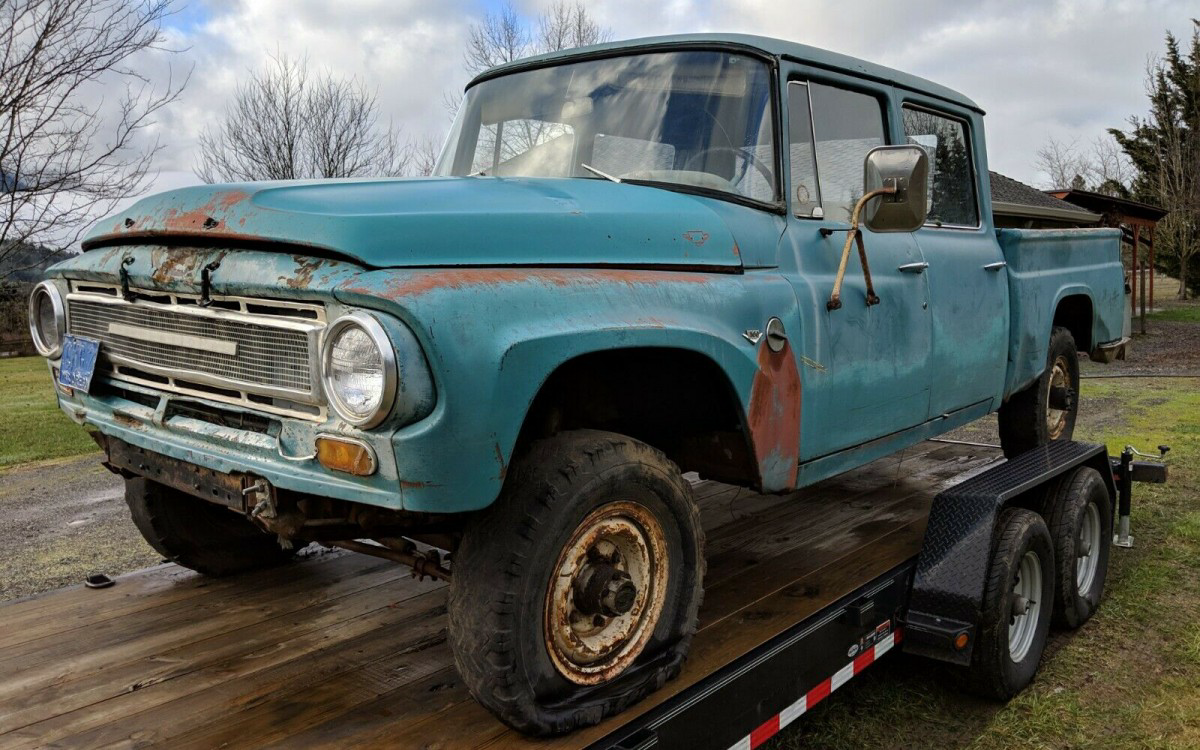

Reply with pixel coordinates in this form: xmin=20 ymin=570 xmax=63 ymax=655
xmin=861 ymin=145 xmax=929 ymax=233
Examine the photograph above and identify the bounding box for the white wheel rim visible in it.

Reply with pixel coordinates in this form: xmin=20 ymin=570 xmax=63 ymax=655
xmin=1008 ymin=550 xmax=1043 ymax=662
xmin=1076 ymin=502 xmax=1101 ymax=594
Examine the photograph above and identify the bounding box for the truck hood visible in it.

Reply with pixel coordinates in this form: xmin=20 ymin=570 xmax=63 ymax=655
xmin=82 ymin=177 xmax=743 ymax=270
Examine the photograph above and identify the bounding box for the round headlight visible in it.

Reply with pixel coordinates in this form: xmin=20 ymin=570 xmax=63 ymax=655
xmin=321 ymin=313 xmax=396 ymax=428
xmin=29 ymin=281 xmax=65 ymax=358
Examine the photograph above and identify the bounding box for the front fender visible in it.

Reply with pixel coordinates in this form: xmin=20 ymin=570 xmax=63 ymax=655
xmin=335 ymin=268 xmax=795 ymax=511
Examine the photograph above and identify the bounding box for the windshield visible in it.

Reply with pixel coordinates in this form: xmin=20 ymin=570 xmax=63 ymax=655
xmin=435 ymin=50 xmax=778 ymax=204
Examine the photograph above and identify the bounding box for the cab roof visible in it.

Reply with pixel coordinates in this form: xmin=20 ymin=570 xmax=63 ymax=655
xmin=468 ymin=33 xmax=983 ymax=115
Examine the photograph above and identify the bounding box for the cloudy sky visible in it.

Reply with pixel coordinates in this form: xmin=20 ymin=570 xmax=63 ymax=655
xmin=130 ymin=0 xmax=1195 ymax=201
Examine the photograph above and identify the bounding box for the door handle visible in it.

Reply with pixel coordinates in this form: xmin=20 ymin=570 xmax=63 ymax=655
xmin=897 ymin=262 xmax=929 ymax=274
xmin=983 ymin=261 xmax=1007 ymax=271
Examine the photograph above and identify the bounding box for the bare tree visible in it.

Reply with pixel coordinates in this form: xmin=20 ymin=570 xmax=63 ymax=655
xmin=410 ymin=136 xmax=442 ymax=177
xmin=537 ymin=1 xmax=612 ymax=54
xmin=0 ymin=0 xmax=187 ymax=275
xmin=464 ymin=4 xmax=530 ymax=78
xmin=196 ymin=54 xmax=408 ymax=183
xmin=1035 ymin=135 xmax=1132 ymax=196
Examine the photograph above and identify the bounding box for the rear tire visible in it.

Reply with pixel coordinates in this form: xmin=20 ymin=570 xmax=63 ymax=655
xmin=970 ymin=507 xmax=1055 ymax=700
xmin=998 ymin=326 xmax=1080 ymax=458
xmin=448 ymin=430 xmax=704 ymax=736
xmin=1044 ymin=467 xmax=1112 ymax=629
xmin=124 ymin=478 xmax=297 ymax=576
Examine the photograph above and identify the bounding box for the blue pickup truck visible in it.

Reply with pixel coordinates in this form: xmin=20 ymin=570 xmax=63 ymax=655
xmin=30 ymin=34 xmax=1126 ymax=735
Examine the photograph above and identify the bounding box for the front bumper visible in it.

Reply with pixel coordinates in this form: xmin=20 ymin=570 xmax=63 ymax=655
xmin=59 ymin=375 xmax=404 ymax=507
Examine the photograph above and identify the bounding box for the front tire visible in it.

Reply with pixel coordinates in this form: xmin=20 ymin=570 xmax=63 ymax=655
xmin=448 ymin=430 xmax=704 ymax=736
xmin=125 ymin=478 xmax=297 ymax=576
xmin=998 ymin=326 xmax=1080 ymax=458
xmin=970 ymin=507 xmax=1055 ymax=700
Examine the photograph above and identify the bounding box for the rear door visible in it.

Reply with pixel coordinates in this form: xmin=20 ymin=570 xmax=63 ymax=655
xmin=899 ymin=103 xmax=1008 ymax=417
xmin=779 ymin=75 xmax=933 ymax=460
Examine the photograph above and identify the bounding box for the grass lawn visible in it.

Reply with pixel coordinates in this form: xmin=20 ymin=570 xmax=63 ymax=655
xmin=1148 ymin=305 xmax=1200 ymax=324
xmin=0 ymin=356 xmax=98 ymax=471
xmin=768 ymin=377 xmax=1200 ymax=749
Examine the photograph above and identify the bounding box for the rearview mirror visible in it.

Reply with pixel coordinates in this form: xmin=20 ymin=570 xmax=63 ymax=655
xmin=861 ymin=145 xmax=929 ymax=233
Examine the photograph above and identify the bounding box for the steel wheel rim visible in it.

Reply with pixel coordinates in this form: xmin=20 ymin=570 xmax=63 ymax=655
xmin=1045 ymin=355 xmax=1070 ymax=439
xmin=544 ymin=501 xmax=669 ymax=685
xmin=1008 ymin=550 xmax=1043 ymax=662
xmin=1076 ymin=502 xmax=1101 ymax=593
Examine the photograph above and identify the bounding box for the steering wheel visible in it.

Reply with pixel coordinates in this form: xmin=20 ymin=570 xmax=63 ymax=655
xmin=683 ymin=146 xmax=775 ymax=187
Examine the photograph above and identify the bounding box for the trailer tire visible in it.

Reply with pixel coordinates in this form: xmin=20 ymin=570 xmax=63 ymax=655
xmin=998 ymin=326 xmax=1079 ymax=458
xmin=970 ymin=507 xmax=1054 ymax=700
xmin=448 ymin=430 xmax=704 ymax=736
xmin=1044 ymin=467 xmax=1112 ymax=629
xmin=124 ymin=478 xmax=296 ymax=576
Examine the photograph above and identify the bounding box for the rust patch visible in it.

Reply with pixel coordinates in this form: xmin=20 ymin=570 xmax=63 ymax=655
xmin=747 ymin=341 xmax=802 ymax=490
xmin=284 ymin=255 xmax=324 ymax=289
xmin=344 ymin=268 xmax=718 ymax=300
xmin=493 ymin=442 xmax=507 ymax=480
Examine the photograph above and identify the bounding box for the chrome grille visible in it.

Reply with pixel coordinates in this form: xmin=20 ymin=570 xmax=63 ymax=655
xmin=67 ymin=295 xmax=321 ymax=400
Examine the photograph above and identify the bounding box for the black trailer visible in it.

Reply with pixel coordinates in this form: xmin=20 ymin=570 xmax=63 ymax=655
xmin=0 ymin=439 xmax=1165 ymax=748
xmin=584 ymin=440 xmax=1166 ymax=750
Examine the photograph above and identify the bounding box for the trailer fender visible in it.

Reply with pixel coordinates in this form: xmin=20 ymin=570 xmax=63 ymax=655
xmin=903 ymin=440 xmax=1115 ymax=666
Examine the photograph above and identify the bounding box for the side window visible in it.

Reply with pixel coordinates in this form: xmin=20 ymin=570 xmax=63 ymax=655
xmin=787 ymin=82 xmax=821 ymax=218
xmin=809 ymin=83 xmax=887 ymax=222
xmin=902 ymin=107 xmax=979 ymax=227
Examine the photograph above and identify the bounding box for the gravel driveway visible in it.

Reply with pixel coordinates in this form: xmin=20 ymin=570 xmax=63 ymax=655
xmin=0 ymin=454 xmax=158 ymax=602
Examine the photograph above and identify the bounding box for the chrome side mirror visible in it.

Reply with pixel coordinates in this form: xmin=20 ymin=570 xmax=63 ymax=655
xmin=861 ymin=145 xmax=929 ymax=233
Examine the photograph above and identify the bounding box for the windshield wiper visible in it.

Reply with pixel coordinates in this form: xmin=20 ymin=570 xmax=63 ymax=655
xmin=580 ymin=163 xmax=621 ymax=183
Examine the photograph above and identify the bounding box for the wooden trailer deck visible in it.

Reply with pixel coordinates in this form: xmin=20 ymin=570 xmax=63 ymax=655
xmin=0 ymin=441 xmax=1001 ymax=749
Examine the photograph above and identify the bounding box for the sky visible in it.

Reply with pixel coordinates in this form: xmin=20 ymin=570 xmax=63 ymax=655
xmin=122 ymin=0 xmax=1195 ymax=205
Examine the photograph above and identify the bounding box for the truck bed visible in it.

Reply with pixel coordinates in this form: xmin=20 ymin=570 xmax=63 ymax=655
xmin=0 ymin=441 xmax=1001 ymax=749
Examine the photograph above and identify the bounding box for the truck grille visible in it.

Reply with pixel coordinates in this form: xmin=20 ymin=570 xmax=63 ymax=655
xmin=66 ymin=287 xmax=325 ymax=417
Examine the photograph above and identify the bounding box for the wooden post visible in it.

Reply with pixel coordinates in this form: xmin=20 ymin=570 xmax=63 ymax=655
xmin=1141 ymin=260 xmax=1148 ymax=335
xmin=1149 ymin=224 xmax=1155 ymax=310
xmin=1131 ymin=224 xmax=1139 ymax=312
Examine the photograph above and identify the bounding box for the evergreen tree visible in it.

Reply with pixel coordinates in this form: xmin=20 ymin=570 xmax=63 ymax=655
xmin=1110 ymin=20 xmax=1200 ymax=299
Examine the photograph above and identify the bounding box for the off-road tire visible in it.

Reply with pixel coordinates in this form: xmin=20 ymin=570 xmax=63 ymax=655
xmin=970 ymin=507 xmax=1055 ymax=700
xmin=998 ymin=326 xmax=1080 ymax=458
xmin=125 ymin=478 xmax=296 ymax=576
xmin=448 ymin=430 xmax=705 ymax=736
xmin=1044 ymin=467 xmax=1112 ymax=629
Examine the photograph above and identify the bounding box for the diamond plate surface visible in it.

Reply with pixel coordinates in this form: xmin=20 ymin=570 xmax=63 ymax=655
xmin=908 ymin=441 xmax=1109 ymax=625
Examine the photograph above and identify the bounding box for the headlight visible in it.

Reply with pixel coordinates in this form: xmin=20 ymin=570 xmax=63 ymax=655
xmin=321 ymin=312 xmax=396 ymax=428
xmin=29 ymin=281 xmax=65 ymax=358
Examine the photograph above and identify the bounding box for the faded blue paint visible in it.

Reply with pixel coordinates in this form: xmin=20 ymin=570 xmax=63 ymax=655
xmin=81 ymin=178 xmax=743 ymax=271
xmin=43 ymin=35 xmax=1125 ymax=516
xmin=998 ymin=228 xmax=1125 ymax=395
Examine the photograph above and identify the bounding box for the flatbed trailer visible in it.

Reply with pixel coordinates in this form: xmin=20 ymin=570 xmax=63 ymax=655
xmin=0 ymin=439 xmax=1162 ymax=749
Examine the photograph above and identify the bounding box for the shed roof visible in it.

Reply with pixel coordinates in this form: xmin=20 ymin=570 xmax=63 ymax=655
xmin=1046 ymin=189 xmax=1167 ymax=224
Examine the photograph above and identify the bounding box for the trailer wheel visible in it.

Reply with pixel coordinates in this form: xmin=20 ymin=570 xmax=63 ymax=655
xmin=125 ymin=478 xmax=296 ymax=576
xmin=1044 ymin=467 xmax=1112 ymax=629
xmin=998 ymin=326 xmax=1080 ymax=458
xmin=970 ymin=507 xmax=1055 ymax=700
xmin=448 ymin=430 xmax=704 ymax=736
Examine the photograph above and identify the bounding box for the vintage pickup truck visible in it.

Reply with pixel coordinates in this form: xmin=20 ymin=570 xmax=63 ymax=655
xmin=30 ymin=34 xmax=1126 ymax=735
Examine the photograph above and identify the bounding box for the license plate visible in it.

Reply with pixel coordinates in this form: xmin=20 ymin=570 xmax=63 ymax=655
xmin=58 ymin=335 xmax=100 ymax=393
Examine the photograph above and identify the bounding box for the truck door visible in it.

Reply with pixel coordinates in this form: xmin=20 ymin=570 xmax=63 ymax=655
xmin=780 ymin=78 xmax=933 ymax=460
xmin=899 ymin=104 xmax=1008 ymax=417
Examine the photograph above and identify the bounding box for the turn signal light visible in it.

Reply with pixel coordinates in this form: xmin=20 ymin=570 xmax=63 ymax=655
xmin=316 ymin=436 xmax=376 ymax=476
xmin=954 ymin=632 xmax=970 ymax=651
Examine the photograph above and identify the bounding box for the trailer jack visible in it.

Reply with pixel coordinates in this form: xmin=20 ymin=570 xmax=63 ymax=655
xmin=1111 ymin=444 xmax=1170 ymax=548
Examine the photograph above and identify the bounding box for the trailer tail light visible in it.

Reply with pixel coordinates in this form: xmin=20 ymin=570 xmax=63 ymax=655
xmin=315 ymin=436 xmax=376 ymax=476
